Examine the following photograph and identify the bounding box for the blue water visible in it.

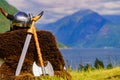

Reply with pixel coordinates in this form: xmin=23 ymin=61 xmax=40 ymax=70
xmin=60 ymin=48 xmax=120 ymax=69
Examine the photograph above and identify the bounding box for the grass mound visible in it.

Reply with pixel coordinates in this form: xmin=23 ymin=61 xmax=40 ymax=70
xmin=0 ymin=29 xmax=71 ymax=80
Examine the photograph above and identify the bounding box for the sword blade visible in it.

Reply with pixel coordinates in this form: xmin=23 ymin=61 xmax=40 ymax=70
xmin=15 ymin=34 xmax=32 ymax=76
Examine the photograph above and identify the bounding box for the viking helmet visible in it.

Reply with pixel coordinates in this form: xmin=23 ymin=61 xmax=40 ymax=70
xmin=12 ymin=11 xmax=30 ymax=27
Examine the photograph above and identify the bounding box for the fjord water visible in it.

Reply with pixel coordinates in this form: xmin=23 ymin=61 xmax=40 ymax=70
xmin=60 ymin=48 xmax=120 ymax=69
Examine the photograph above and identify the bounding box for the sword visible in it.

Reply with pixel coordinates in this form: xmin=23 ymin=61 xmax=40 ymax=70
xmin=15 ymin=34 xmax=32 ymax=76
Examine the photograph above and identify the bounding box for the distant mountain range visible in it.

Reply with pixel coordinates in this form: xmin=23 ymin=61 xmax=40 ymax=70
xmin=37 ymin=9 xmax=120 ymax=48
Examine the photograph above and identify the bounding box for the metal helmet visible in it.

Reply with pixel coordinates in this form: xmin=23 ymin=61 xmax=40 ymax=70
xmin=11 ymin=11 xmax=30 ymax=28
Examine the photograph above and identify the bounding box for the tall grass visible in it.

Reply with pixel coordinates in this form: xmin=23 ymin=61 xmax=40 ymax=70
xmin=70 ymin=67 xmax=120 ymax=80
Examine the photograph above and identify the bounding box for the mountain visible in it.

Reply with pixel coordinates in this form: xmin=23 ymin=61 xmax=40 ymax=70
xmin=38 ymin=9 xmax=120 ymax=48
xmin=0 ymin=0 xmax=17 ymax=32
xmin=103 ymin=15 xmax=120 ymax=24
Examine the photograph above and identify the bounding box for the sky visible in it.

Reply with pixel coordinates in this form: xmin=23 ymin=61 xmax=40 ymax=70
xmin=6 ymin=0 xmax=120 ymax=24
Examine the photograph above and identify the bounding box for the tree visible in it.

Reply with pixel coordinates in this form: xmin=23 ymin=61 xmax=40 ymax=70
xmin=107 ymin=63 xmax=113 ymax=69
xmin=94 ymin=58 xmax=104 ymax=69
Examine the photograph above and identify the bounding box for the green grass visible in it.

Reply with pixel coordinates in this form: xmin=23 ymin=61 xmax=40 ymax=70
xmin=35 ymin=67 xmax=120 ymax=80
xmin=70 ymin=67 xmax=120 ymax=80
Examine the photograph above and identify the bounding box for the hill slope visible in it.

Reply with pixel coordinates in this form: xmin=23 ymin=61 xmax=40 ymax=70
xmin=0 ymin=0 xmax=17 ymax=32
xmin=38 ymin=9 xmax=120 ymax=48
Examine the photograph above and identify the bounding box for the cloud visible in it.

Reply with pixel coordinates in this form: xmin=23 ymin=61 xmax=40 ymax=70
xmin=94 ymin=1 xmax=120 ymax=15
xmin=7 ymin=0 xmax=28 ymax=8
xmin=6 ymin=0 xmax=120 ymax=23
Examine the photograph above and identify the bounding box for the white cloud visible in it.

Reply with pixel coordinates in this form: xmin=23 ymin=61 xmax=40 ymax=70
xmin=6 ymin=0 xmax=120 ymax=23
xmin=7 ymin=0 xmax=28 ymax=8
xmin=103 ymin=1 xmax=120 ymax=9
xmin=93 ymin=1 xmax=120 ymax=15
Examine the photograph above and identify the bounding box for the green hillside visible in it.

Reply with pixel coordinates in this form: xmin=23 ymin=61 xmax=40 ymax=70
xmin=57 ymin=42 xmax=69 ymax=48
xmin=0 ymin=0 xmax=17 ymax=32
